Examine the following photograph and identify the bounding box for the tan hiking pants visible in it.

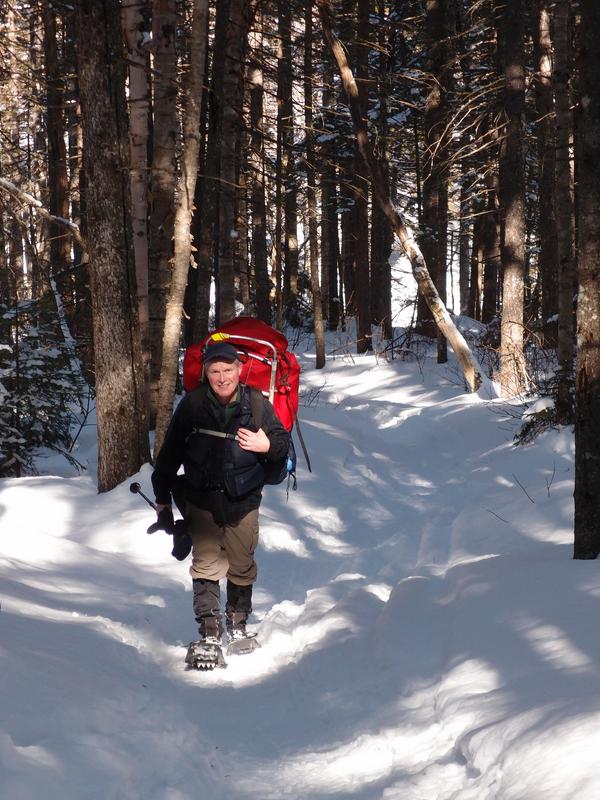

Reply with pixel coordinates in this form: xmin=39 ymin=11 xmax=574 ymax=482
xmin=187 ymin=504 xmax=259 ymax=585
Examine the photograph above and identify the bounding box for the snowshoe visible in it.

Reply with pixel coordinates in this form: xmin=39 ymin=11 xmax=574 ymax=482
xmin=226 ymin=630 xmax=260 ymax=657
xmin=185 ymin=639 xmax=226 ymax=671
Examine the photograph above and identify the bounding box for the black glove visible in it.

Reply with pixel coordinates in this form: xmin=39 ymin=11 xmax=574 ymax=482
xmin=171 ymin=518 xmax=192 ymax=561
xmin=147 ymin=507 xmax=174 ymax=535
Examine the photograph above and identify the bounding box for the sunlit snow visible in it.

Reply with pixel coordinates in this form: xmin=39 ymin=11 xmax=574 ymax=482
xmin=1 ymin=333 xmax=596 ymax=799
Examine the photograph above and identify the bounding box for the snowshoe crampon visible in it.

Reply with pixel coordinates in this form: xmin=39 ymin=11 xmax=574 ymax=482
xmin=226 ymin=631 xmax=260 ymax=657
xmin=185 ymin=639 xmax=226 ymax=671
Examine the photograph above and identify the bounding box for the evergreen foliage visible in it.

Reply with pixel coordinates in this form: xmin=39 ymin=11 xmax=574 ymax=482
xmin=514 ymin=370 xmax=575 ymax=446
xmin=0 ymin=295 xmax=87 ymax=477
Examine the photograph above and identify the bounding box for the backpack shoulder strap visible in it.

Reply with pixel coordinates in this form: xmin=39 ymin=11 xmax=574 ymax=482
xmin=186 ymin=382 xmax=209 ymax=414
xmin=247 ymin=386 xmax=265 ymax=429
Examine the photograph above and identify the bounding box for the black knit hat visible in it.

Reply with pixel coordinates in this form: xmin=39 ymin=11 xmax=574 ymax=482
xmin=203 ymin=341 xmax=239 ymax=363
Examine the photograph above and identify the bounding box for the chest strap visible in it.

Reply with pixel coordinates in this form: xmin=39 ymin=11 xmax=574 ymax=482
xmin=190 ymin=427 xmax=237 ymax=441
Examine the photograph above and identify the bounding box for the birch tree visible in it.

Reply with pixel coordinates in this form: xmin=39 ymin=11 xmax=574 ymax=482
xmin=154 ymin=0 xmax=209 ymax=456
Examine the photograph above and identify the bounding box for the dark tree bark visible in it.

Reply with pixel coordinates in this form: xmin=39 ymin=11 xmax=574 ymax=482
xmin=554 ymin=0 xmax=575 ymax=422
xmin=458 ymin=172 xmax=471 ymax=316
xmin=369 ymin=0 xmax=393 ymax=341
xmin=274 ymin=82 xmax=284 ymax=329
xmin=217 ymin=0 xmax=256 ymax=323
xmin=278 ymin=0 xmax=299 ymax=317
xmin=237 ymin=139 xmax=250 ymax=312
xmin=574 ymin=0 xmax=600 ymax=559
xmin=353 ymin=0 xmax=371 ymax=352
xmin=482 ymin=156 xmax=501 ymax=324
xmin=305 ymin=4 xmax=325 ymax=367
xmin=43 ymin=2 xmax=72 ymax=320
xmin=533 ymin=0 xmax=559 ymax=346
xmin=192 ymin=6 xmax=224 ymax=342
xmin=417 ymin=0 xmax=451 ymax=362
xmin=193 ymin=1 xmax=230 ymax=341
xmin=340 ymin=175 xmax=355 ymax=316
xmin=63 ymin=10 xmax=92 ymax=375
xmin=184 ymin=28 xmax=210 ymax=346
xmin=469 ymin=210 xmax=484 ymax=321
xmin=75 ymin=0 xmax=150 ymax=491
xmin=320 ymin=58 xmax=341 ymax=331
xmin=248 ymin=19 xmax=271 ymax=324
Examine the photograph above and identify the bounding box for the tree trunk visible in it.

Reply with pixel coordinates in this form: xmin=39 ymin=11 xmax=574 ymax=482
xmin=317 ymin=0 xmax=485 ymax=393
xmin=184 ymin=31 xmax=210 ymax=346
xmin=248 ymin=19 xmax=271 ymax=324
xmin=469 ymin=212 xmax=484 ymax=321
xmin=154 ymin=0 xmax=209 ymax=457
xmin=482 ymin=159 xmax=501 ymax=324
xmin=193 ymin=0 xmax=230 ymax=338
xmin=496 ymin=0 xmax=528 ymax=397
xmin=420 ymin=0 xmax=450 ymax=361
xmin=574 ymin=0 xmax=600 ymax=559
xmin=554 ymin=0 xmax=575 ymax=422
xmin=75 ymin=0 xmax=150 ymax=491
xmin=277 ymin=0 xmax=299 ymax=318
xmin=458 ymin=168 xmax=471 ymax=315
xmin=237 ymin=134 xmax=250 ymax=312
xmin=320 ymin=57 xmax=341 ymax=331
xmin=217 ymin=0 xmax=256 ymax=323
xmin=122 ymin=0 xmax=151 ymax=414
xmin=305 ymin=4 xmax=325 ymax=368
xmin=370 ymin=0 xmax=393 ymax=340
xmin=340 ymin=175 xmax=355 ymax=317
xmin=274 ymin=93 xmax=284 ymax=329
xmin=62 ymin=9 xmax=92 ymax=377
xmin=148 ymin=0 xmax=177 ymax=425
xmin=43 ymin=2 xmax=72 ymax=321
xmin=533 ymin=0 xmax=559 ymax=346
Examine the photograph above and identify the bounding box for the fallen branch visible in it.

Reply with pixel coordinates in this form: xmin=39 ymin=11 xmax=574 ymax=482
xmin=316 ymin=0 xmax=487 ymax=394
xmin=0 ymin=177 xmax=84 ymax=248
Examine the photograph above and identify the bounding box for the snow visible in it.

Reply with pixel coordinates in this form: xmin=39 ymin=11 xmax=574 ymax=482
xmin=2 ymin=339 xmax=598 ymax=799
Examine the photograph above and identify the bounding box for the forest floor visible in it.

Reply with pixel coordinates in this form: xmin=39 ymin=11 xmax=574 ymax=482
xmin=1 ymin=331 xmax=598 ymax=800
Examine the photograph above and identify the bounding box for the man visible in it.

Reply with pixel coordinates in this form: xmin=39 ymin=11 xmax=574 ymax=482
xmin=151 ymin=340 xmax=290 ymax=667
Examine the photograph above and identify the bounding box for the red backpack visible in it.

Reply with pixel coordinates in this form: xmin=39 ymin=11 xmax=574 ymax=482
xmin=183 ymin=317 xmax=310 ymax=476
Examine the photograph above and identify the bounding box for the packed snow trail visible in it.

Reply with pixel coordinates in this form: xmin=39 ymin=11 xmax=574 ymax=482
xmin=2 ymin=349 xmax=599 ymax=799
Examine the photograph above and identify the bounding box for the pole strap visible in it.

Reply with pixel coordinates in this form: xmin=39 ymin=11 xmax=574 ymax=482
xmin=294 ymin=416 xmax=312 ymax=473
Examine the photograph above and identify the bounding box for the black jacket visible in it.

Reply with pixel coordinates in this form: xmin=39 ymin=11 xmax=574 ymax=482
xmin=152 ymin=384 xmax=290 ymax=524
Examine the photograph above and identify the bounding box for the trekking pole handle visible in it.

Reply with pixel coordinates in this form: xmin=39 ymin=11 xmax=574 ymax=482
xmin=129 ymin=482 xmax=157 ymax=511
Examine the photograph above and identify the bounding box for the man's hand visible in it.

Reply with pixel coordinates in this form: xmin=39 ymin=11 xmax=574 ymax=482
xmin=147 ymin=506 xmax=174 ymax=534
xmin=236 ymin=427 xmax=271 ymax=454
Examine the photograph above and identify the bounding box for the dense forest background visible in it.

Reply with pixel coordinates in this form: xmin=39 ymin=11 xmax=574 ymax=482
xmin=1 ymin=0 xmax=600 ymax=556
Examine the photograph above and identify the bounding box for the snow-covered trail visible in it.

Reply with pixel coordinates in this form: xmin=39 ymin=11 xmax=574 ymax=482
xmin=2 ymin=351 xmax=600 ymax=800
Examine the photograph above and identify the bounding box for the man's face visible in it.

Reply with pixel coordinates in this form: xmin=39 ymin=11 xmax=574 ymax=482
xmin=205 ymin=359 xmax=241 ymax=404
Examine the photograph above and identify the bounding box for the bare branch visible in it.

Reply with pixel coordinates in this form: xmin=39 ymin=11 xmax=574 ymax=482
xmin=0 ymin=177 xmax=84 ymax=248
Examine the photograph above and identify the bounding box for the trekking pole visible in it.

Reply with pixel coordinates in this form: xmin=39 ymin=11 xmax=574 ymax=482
xmin=129 ymin=482 xmax=157 ymax=511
